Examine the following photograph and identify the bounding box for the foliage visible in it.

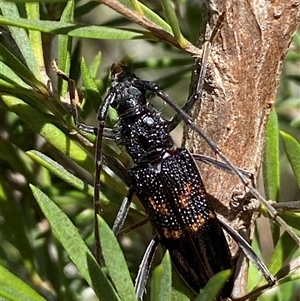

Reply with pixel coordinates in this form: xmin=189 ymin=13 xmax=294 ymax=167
xmin=0 ymin=1 xmax=299 ymax=301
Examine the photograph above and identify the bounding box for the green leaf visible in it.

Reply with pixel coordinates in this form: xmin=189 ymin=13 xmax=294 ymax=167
xmin=2 ymin=95 xmax=127 ymax=201
xmin=26 ymin=150 xmax=94 ymax=198
xmin=276 ymin=276 xmax=300 ymax=301
xmin=118 ymin=0 xmax=171 ymax=33
xmin=1 ymin=95 xmax=94 ymax=172
xmin=129 ymin=0 xmax=143 ymax=15
xmin=0 ymin=265 xmax=47 ymax=301
xmin=160 ymin=0 xmax=187 ymax=48
xmin=280 ymin=131 xmax=300 ymax=187
xmin=30 ymin=185 xmax=119 ymax=301
xmin=151 ymin=251 xmax=172 ymax=301
xmin=267 ymin=231 xmax=296 ymax=276
xmin=81 ymin=58 xmax=118 ymax=127
xmin=26 ymin=1 xmax=44 ymax=68
xmin=98 ymin=216 xmax=137 ymax=301
xmin=89 ymin=52 xmax=102 ymax=79
xmin=195 ymin=270 xmax=232 ymax=301
xmin=170 ymin=289 xmax=190 ymax=301
xmin=0 ymin=79 xmax=45 ymax=104
xmin=0 ymin=2 xmax=41 ymax=79
xmin=26 ymin=150 xmax=126 ymax=209
xmin=81 ymin=58 xmax=102 ymax=112
xmin=0 ymin=16 xmax=153 ymax=40
xmin=263 ymin=109 xmax=280 ymax=202
xmin=57 ymin=0 xmax=74 ymax=95
xmin=286 ymin=50 xmax=300 ymax=61
xmin=0 ymin=61 xmax=32 ymax=89
xmin=277 ymin=211 xmax=300 ymax=232
xmin=0 ymin=43 xmax=47 ymax=95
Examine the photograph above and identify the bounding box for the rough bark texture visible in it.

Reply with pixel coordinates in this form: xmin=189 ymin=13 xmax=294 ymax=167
xmin=184 ymin=1 xmax=299 ymax=298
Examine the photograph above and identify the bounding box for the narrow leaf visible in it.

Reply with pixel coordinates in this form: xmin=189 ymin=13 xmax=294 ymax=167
xmin=0 ymin=16 xmax=152 ymax=40
xmin=2 ymin=95 xmax=128 ymax=199
xmin=81 ymin=58 xmax=102 ymax=112
xmin=160 ymin=0 xmax=187 ymax=48
xmin=195 ymin=270 xmax=232 ymax=301
xmin=26 ymin=150 xmax=94 ymax=198
xmin=280 ymin=131 xmax=300 ymax=187
xmin=1 ymin=95 xmax=94 ymax=172
xmin=89 ymin=52 xmax=102 ymax=79
xmin=0 ymin=2 xmax=40 ymax=79
xmin=98 ymin=216 xmax=137 ymax=301
xmin=0 ymin=265 xmax=47 ymax=301
xmin=30 ymin=185 xmax=118 ymax=301
xmin=268 ymin=232 xmax=296 ymax=276
xmin=278 ymin=211 xmax=300 ymax=232
xmin=0 ymin=61 xmax=31 ymax=89
xmin=57 ymin=0 xmax=74 ymax=95
xmin=117 ymin=0 xmax=171 ymax=33
xmin=26 ymin=2 xmax=44 ymax=67
xmin=0 ymin=43 xmax=47 ymax=95
xmin=263 ymin=109 xmax=280 ymax=202
xmin=151 ymin=251 xmax=172 ymax=301
xmin=129 ymin=0 xmax=143 ymax=15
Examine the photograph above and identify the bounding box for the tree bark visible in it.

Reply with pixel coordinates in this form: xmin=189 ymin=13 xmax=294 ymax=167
xmin=185 ymin=1 xmax=300 ymax=298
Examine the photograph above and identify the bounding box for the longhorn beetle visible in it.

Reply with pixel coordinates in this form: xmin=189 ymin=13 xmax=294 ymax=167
xmin=53 ymin=62 xmax=274 ymax=300
xmin=53 ymin=14 xmax=298 ymax=300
